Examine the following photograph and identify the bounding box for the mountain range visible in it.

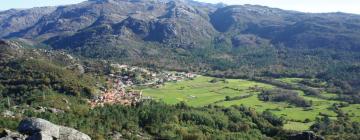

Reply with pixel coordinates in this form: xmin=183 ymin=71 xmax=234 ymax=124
xmin=1 ymin=0 xmax=360 ymax=50
xmin=1 ymin=0 xmax=360 ymax=92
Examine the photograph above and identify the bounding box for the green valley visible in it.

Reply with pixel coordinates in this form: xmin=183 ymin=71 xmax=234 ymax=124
xmin=1 ymin=0 xmax=360 ymax=139
xmin=141 ymin=76 xmax=360 ymax=131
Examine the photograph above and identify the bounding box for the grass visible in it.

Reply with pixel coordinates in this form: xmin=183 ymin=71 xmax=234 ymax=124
xmin=141 ymin=76 xmax=360 ymax=131
xmin=217 ymin=93 xmax=338 ymax=122
xmin=341 ymin=104 xmax=360 ymax=122
xmin=277 ymin=78 xmax=304 ymax=84
xmin=142 ymin=76 xmax=273 ymax=107
xmin=284 ymin=121 xmax=314 ymax=131
xmin=25 ymin=89 xmax=91 ymax=115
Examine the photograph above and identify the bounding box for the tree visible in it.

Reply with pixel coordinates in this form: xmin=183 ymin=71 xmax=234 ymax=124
xmin=262 ymin=110 xmax=284 ymax=126
xmin=0 ymin=84 xmax=4 ymax=94
xmin=6 ymin=96 xmax=11 ymax=108
xmin=225 ymin=96 xmax=231 ymax=101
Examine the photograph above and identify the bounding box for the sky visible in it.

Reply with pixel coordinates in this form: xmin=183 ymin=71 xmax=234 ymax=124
xmin=196 ymin=0 xmax=360 ymax=14
xmin=0 ymin=0 xmax=359 ymax=14
xmin=0 ymin=0 xmax=85 ymax=10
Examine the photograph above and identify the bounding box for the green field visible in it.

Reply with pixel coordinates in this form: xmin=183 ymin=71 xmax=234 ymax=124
xmin=283 ymin=121 xmax=314 ymax=131
xmin=342 ymin=104 xmax=360 ymax=122
xmin=143 ymin=76 xmax=273 ymax=106
xmin=141 ymin=76 xmax=360 ymax=131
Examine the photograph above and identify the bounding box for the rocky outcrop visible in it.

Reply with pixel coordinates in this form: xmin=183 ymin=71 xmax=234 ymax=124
xmin=0 ymin=129 xmax=27 ymax=140
xmin=288 ymin=131 xmax=324 ymax=140
xmin=58 ymin=127 xmax=91 ymax=140
xmin=18 ymin=118 xmax=61 ymax=138
xmin=1 ymin=110 xmax=15 ymax=118
xmin=0 ymin=40 xmax=24 ymax=61
xmin=0 ymin=118 xmax=91 ymax=140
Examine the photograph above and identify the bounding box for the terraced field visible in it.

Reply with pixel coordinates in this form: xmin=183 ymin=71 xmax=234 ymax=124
xmin=141 ymin=76 xmax=360 ymax=131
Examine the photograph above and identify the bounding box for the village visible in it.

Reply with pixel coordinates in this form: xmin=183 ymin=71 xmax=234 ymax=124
xmin=90 ymin=64 xmax=197 ymax=107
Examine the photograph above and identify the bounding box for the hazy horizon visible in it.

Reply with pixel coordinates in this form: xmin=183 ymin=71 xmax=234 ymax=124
xmin=0 ymin=0 xmax=359 ymax=14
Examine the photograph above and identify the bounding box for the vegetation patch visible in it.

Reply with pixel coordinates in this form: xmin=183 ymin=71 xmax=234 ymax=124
xmin=142 ymin=76 xmax=352 ymax=132
xmin=258 ymin=89 xmax=311 ymax=107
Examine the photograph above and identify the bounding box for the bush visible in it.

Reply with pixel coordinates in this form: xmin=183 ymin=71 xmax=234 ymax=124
xmin=259 ymin=89 xmax=311 ymax=107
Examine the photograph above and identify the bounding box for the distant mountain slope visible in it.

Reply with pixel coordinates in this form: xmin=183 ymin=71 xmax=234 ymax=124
xmin=1 ymin=0 xmax=360 ymax=93
xmin=0 ymin=7 xmax=56 ymax=38
xmin=1 ymin=0 xmax=360 ymax=50
xmin=2 ymin=0 xmax=218 ymax=47
xmin=211 ymin=5 xmax=360 ymax=50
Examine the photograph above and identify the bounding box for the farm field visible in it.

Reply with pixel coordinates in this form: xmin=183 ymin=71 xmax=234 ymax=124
xmin=141 ymin=76 xmax=360 ymax=131
xmin=142 ymin=76 xmax=273 ymax=106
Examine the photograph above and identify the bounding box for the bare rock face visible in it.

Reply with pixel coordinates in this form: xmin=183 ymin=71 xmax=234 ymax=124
xmin=16 ymin=118 xmax=91 ymax=140
xmin=27 ymin=132 xmax=54 ymax=140
xmin=1 ymin=0 xmax=360 ymax=51
xmin=18 ymin=118 xmax=60 ymax=138
xmin=0 ymin=40 xmax=24 ymax=60
xmin=59 ymin=126 xmax=91 ymax=140
xmin=0 ymin=7 xmax=57 ymax=38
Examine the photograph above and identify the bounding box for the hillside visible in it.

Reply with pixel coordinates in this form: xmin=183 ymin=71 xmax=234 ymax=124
xmin=0 ymin=40 xmax=305 ymax=139
xmin=0 ymin=40 xmax=357 ymax=139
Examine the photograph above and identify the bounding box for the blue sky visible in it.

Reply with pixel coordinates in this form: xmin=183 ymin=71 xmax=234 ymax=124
xmin=0 ymin=0 xmax=359 ymax=14
xmin=0 ymin=0 xmax=85 ymax=10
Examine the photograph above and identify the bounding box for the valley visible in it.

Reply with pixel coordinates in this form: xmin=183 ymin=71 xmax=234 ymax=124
xmin=0 ymin=38 xmax=358 ymax=139
xmin=141 ymin=76 xmax=360 ymax=131
xmin=1 ymin=0 xmax=360 ymax=139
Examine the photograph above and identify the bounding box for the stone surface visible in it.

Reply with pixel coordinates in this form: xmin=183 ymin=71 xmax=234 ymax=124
xmin=15 ymin=118 xmax=91 ymax=140
xmin=27 ymin=132 xmax=53 ymax=140
xmin=1 ymin=110 xmax=15 ymax=118
xmin=47 ymin=108 xmax=65 ymax=114
xmin=18 ymin=118 xmax=60 ymax=138
xmin=59 ymin=126 xmax=91 ymax=140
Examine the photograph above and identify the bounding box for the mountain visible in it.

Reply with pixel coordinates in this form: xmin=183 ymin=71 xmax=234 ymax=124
xmin=1 ymin=0 xmax=360 ymax=92
xmin=211 ymin=5 xmax=360 ymax=50
xmin=1 ymin=0 xmax=360 ymax=50
xmin=2 ymin=0 xmax=217 ymax=47
xmin=0 ymin=7 xmax=56 ymax=38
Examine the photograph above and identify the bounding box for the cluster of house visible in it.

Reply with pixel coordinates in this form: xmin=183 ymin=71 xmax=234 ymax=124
xmin=162 ymin=72 xmax=197 ymax=82
xmin=109 ymin=63 xmax=197 ymax=87
xmin=90 ymin=79 xmax=143 ymax=108
xmin=90 ymin=64 xmax=198 ymax=107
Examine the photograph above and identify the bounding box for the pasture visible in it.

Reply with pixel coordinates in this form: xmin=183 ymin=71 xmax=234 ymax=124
xmin=141 ymin=76 xmax=359 ymax=131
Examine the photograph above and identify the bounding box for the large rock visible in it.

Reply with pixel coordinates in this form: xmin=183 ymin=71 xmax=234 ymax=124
xmin=16 ymin=118 xmax=91 ymax=140
xmin=59 ymin=126 xmax=91 ymax=140
xmin=27 ymin=132 xmax=53 ymax=140
xmin=1 ymin=110 xmax=15 ymax=118
xmin=18 ymin=118 xmax=60 ymax=138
